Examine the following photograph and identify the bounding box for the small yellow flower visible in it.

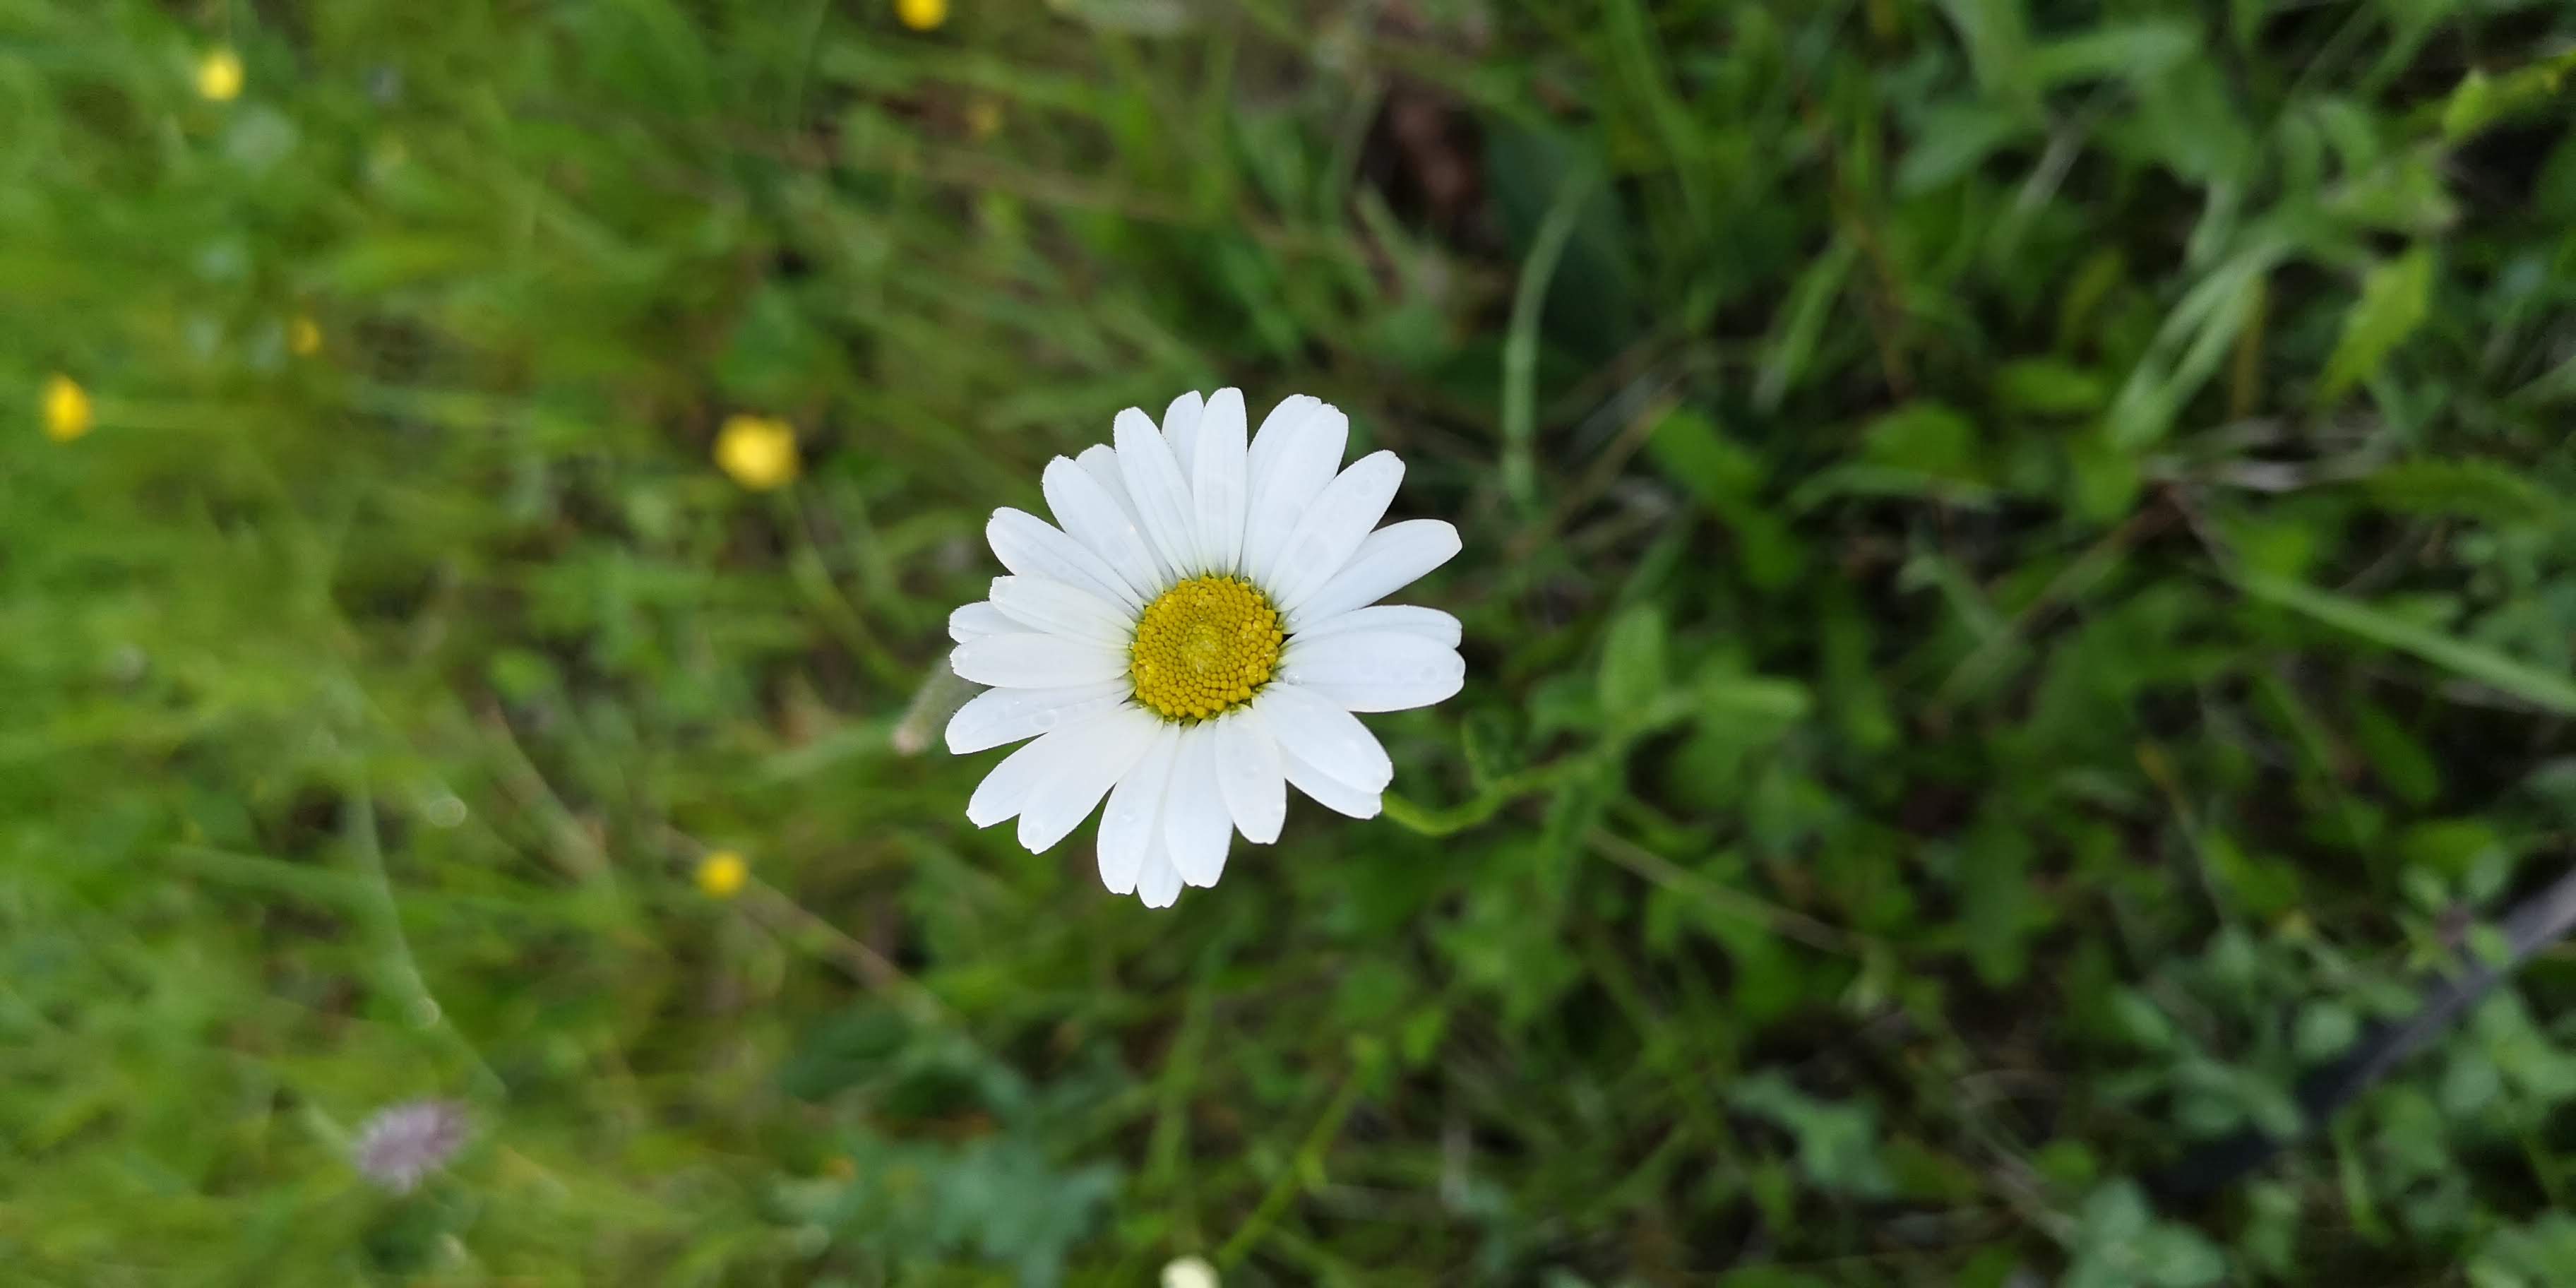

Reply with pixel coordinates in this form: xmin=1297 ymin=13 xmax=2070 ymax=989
xmin=715 ymin=415 xmax=800 ymax=490
xmin=42 ymin=375 xmax=93 ymax=442
xmin=196 ymin=47 xmax=244 ymax=102
xmin=289 ymin=316 xmax=323 ymax=357
xmin=696 ymin=851 xmax=749 ymax=898
xmin=896 ymin=0 xmax=948 ymax=32
xmin=823 ymin=1155 xmax=857 ymax=1180
xmin=965 ymin=98 xmax=1004 ymax=141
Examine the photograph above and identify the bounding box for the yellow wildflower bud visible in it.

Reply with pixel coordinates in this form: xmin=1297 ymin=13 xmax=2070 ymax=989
xmin=714 ymin=415 xmax=800 ymax=490
xmin=196 ymin=47 xmax=244 ymax=102
xmin=42 ymin=375 xmax=93 ymax=442
xmin=696 ymin=851 xmax=749 ymax=898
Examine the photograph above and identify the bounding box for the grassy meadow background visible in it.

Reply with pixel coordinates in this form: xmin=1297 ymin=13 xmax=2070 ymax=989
xmin=8 ymin=0 xmax=2576 ymax=1282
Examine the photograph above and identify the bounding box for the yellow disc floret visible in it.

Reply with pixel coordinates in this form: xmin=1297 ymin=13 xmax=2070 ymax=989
xmin=1129 ymin=576 xmax=1284 ymax=722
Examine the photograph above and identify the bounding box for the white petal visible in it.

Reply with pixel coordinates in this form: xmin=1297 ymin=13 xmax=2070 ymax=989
xmin=950 ymin=633 xmax=1129 ymax=688
xmin=1282 ymin=746 xmax=1383 ymax=819
xmin=1246 ymin=394 xmax=1322 ymax=486
xmin=1077 ymin=444 xmax=1145 ymax=527
xmin=1044 ymin=457 xmax=1162 ymax=601
xmin=1282 ymin=519 xmax=1460 ymax=626
xmin=1263 ymin=451 xmax=1403 ymax=608
xmin=948 ymin=601 xmax=1018 ymax=643
xmin=989 ymin=575 xmax=1133 ymax=648
xmin=1098 ymin=724 xmax=1181 ymax=895
xmin=1242 ymin=401 xmax=1347 ymax=587
xmin=945 ymin=680 xmax=1132 ymax=754
xmin=1254 ymin=681 xmax=1393 ymax=792
xmin=1162 ymin=729 xmax=1234 ymax=888
xmin=1212 ymin=708 xmax=1286 ymax=844
xmin=1017 ymin=706 xmax=1159 ymax=852
xmin=1136 ymin=845 xmax=1183 ymax=908
xmin=1162 ymin=390 xmax=1205 ymax=481
xmin=1114 ymin=407 xmax=1202 ymax=578
xmin=1278 ymin=632 xmax=1465 ymax=712
xmin=1192 ymin=388 xmax=1249 ymax=574
xmin=988 ymin=508 xmax=1142 ymax=610
xmin=966 ymin=718 xmax=1108 ymax=827
xmin=1288 ymin=604 xmax=1462 ymax=650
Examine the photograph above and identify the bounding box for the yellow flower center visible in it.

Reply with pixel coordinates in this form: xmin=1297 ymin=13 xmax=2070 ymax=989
xmin=1128 ymin=576 xmax=1283 ymax=722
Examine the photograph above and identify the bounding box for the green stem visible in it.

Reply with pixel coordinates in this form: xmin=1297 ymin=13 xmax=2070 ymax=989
xmin=1381 ymin=760 xmax=1582 ymax=837
xmin=1215 ymin=1069 xmax=1364 ymax=1269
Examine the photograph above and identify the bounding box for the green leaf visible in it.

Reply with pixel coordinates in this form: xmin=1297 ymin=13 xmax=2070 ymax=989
xmin=2205 ymin=830 xmax=2298 ymax=917
xmin=2294 ymin=1003 xmax=2362 ymax=1063
xmin=1996 ymin=357 xmax=2109 ymax=416
xmin=2361 ymin=458 xmax=2558 ymax=523
xmin=1755 ymin=240 xmax=1858 ymax=411
xmin=1644 ymin=410 xmax=1808 ymax=588
xmin=2442 ymin=49 xmax=2576 ymax=143
xmin=2107 ymin=247 xmax=2274 ymax=447
xmin=1897 ymin=104 xmax=2034 ymax=193
xmin=2237 ymin=573 xmax=2576 ymax=714
xmin=1597 ymin=604 xmax=1671 ymax=723
xmin=1961 ymin=828 xmax=2037 ymax=985
xmin=2318 ymin=249 xmax=2433 ymax=401
xmin=2351 ymin=703 xmax=2441 ymax=806
xmin=2029 ymin=21 xmax=2200 ymax=88
xmin=2397 ymin=818 xmax=2505 ymax=879
xmin=1644 ymin=408 xmax=1762 ymax=508
xmin=1863 ymin=401 xmax=1984 ymax=481
xmin=1933 ymin=0 xmax=2039 ymax=109
xmin=1729 ymin=1073 xmax=1895 ymax=1198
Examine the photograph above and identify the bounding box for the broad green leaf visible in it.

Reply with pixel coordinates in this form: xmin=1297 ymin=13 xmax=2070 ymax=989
xmin=1730 ymin=1073 xmax=1895 ymax=1198
xmin=1864 ymin=401 xmax=1982 ymax=481
xmin=1597 ymin=604 xmax=1670 ymax=723
xmin=2318 ymin=249 xmax=2433 ymax=400
xmin=1997 ymin=358 xmax=2109 ymax=416
xmin=1898 ymin=103 xmax=2034 ymax=193
xmin=2029 ymin=21 xmax=2200 ymax=88
xmin=1934 ymin=0 xmax=2039 ymax=109
xmin=1644 ymin=408 xmax=1762 ymax=508
xmin=2351 ymin=701 xmax=2441 ymax=806
xmin=2361 ymin=458 xmax=2556 ymax=523
xmin=2440 ymin=49 xmax=2576 ymax=142
xmin=2295 ymin=1003 xmax=2362 ymax=1063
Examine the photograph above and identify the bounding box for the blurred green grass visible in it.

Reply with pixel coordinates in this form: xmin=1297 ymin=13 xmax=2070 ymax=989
xmin=7 ymin=0 xmax=2576 ymax=1283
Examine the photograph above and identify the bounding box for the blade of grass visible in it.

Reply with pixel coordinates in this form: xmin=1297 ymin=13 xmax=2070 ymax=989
xmin=1500 ymin=174 xmax=1594 ymax=518
xmin=2237 ymin=572 xmax=2576 ymax=714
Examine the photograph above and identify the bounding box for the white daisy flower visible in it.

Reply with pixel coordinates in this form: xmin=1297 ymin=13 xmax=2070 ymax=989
xmin=946 ymin=389 xmax=1464 ymax=908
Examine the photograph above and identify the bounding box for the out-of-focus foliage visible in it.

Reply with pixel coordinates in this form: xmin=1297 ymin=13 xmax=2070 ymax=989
xmin=4 ymin=0 xmax=2576 ymax=1282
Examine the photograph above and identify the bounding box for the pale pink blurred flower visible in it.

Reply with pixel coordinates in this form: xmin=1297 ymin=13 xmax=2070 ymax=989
xmin=352 ymin=1099 xmax=469 ymax=1193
